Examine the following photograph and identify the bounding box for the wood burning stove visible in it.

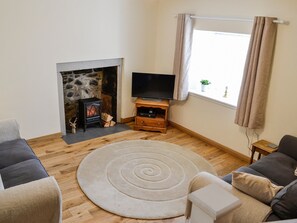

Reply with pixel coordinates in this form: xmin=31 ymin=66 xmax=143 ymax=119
xmin=79 ymin=97 xmax=102 ymax=131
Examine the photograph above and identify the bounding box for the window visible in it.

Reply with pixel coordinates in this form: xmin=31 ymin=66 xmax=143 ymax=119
xmin=189 ymin=30 xmax=250 ymax=107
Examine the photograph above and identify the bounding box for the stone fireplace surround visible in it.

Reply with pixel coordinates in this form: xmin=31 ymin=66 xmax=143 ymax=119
xmin=57 ymin=58 xmax=123 ymax=135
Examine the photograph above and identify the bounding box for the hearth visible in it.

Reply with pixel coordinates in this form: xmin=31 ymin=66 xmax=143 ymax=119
xmin=79 ymin=98 xmax=102 ymax=131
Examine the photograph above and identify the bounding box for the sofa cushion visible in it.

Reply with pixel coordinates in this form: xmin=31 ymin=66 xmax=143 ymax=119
xmin=0 ymin=139 xmax=38 ymax=169
xmin=250 ymin=152 xmax=297 ymax=186
xmin=222 ymin=166 xmax=267 ymax=184
xmin=271 ymin=179 xmax=297 ymax=219
xmin=232 ymin=171 xmax=283 ymax=204
xmin=0 ymin=159 xmax=48 ymax=189
xmin=277 ymin=135 xmax=297 ymax=161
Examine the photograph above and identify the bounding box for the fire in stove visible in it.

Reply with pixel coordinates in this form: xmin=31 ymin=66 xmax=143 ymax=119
xmin=86 ymin=105 xmax=99 ymax=117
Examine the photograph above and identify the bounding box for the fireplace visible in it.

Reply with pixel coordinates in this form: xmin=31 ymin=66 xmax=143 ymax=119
xmin=79 ymin=98 xmax=102 ymax=131
xmin=57 ymin=58 xmax=123 ymax=135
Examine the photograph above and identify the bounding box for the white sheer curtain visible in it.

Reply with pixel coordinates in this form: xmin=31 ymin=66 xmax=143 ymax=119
xmin=173 ymin=14 xmax=193 ymax=101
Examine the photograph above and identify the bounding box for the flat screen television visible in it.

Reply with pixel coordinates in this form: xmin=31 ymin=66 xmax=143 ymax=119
xmin=132 ymin=72 xmax=175 ymax=100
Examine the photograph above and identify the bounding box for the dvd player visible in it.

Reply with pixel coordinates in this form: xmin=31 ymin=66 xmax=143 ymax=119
xmin=139 ymin=109 xmax=156 ymax=118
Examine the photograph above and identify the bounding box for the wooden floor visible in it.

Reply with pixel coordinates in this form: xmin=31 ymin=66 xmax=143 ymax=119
xmin=28 ymin=125 xmax=247 ymax=223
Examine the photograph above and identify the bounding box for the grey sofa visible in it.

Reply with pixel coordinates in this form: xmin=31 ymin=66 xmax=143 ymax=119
xmin=222 ymin=135 xmax=297 ymax=221
xmin=0 ymin=119 xmax=62 ymax=223
xmin=186 ymin=135 xmax=297 ymax=223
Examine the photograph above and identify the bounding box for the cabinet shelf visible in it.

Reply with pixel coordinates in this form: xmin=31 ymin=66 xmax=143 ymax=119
xmin=134 ymin=98 xmax=169 ymax=133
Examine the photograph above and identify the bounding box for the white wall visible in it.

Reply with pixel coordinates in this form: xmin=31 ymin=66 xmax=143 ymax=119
xmin=0 ymin=0 xmax=158 ymax=139
xmin=155 ymin=0 xmax=297 ymax=156
xmin=1 ymin=0 xmax=297 ymax=156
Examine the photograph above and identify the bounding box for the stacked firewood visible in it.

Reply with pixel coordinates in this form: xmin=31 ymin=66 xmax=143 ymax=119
xmin=101 ymin=113 xmax=116 ymax=127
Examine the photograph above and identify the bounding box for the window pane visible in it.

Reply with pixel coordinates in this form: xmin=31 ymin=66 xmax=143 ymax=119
xmin=189 ymin=30 xmax=250 ymax=106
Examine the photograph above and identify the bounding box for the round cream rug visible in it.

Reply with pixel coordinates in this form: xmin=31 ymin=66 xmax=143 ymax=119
xmin=77 ymin=140 xmax=216 ymax=219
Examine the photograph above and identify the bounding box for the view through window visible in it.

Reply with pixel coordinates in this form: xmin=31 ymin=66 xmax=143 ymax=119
xmin=189 ymin=30 xmax=250 ymax=106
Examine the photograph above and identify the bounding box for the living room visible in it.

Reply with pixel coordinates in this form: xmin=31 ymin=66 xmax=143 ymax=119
xmin=1 ymin=0 xmax=297 ymax=222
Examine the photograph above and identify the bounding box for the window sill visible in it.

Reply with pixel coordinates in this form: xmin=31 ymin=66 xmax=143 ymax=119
xmin=189 ymin=91 xmax=237 ymax=110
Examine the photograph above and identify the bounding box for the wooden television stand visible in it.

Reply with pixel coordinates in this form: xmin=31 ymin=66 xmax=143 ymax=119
xmin=134 ymin=98 xmax=169 ymax=133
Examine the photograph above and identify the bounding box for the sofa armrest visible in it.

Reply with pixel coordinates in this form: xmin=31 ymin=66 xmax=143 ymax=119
xmin=0 ymin=176 xmax=62 ymax=223
xmin=0 ymin=119 xmax=21 ymax=144
xmin=277 ymin=135 xmax=297 ymax=161
xmin=185 ymin=172 xmax=272 ymax=223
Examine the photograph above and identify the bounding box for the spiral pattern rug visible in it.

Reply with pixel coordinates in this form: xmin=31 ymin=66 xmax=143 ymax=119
xmin=77 ymin=140 xmax=216 ymax=219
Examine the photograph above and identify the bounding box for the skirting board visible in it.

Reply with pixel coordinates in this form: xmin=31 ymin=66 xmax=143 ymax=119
xmin=169 ymin=121 xmax=250 ymax=163
xmin=120 ymin=117 xmax=135 ymax=123
xmin=27 ymin=132 xmax=63 ymax=142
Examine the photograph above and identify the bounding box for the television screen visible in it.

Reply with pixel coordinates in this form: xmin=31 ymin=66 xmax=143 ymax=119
xmin=132 ymin=72 xmax=175 ymax=100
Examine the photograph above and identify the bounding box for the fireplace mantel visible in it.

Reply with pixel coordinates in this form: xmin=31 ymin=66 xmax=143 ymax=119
xmin=57 ymin=58 xmax=123 ymax=135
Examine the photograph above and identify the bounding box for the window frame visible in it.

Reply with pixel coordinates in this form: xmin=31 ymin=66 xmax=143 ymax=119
xmin=188 ymin=29 xmax=250 ymax=108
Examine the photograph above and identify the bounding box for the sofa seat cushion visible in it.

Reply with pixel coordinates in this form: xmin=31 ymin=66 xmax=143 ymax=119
xmin=0 ymin=159 xmax=48 ymax=189
xmin=0 ymin=139 xmax=38 ymax=169
xmin=250 ymin=152 xmax=297 ymax=186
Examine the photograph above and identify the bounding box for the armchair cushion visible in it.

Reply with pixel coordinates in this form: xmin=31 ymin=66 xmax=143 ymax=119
xmin=232 ymin=171 xmax=283 ymax=204
xmin=271 ymin=179 xmax=297 ymax=219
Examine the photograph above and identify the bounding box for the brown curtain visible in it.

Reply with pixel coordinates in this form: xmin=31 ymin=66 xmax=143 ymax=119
xmin=235 ymin=16 xmax=277 ymax=129
xmin=173 ymin=14 xmax=193 ymax=101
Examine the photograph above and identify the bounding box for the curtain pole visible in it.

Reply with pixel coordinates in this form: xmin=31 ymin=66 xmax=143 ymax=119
xmin=189 ymin=15 xmax=288 ymax=25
